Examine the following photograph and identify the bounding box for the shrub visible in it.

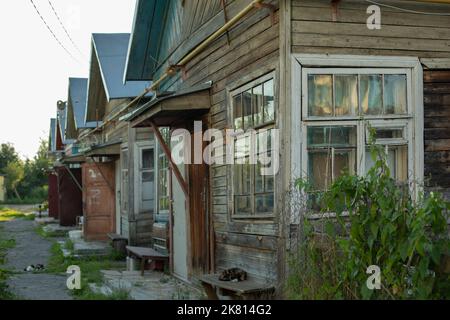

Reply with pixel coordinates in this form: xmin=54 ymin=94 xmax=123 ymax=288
xmin=288 ymin=134 xmax=450 ymax=300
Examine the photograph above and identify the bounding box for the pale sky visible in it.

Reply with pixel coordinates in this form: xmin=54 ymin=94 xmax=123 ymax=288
xmin=0 ymin=0 xmax=136 ymax=159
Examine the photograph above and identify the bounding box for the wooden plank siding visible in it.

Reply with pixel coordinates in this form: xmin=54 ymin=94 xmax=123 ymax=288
xmin=151 ymin=1 xmax=280 ymax=281
xmin=424 ymin=70 xmax=450 ymax=199
xmin=291 ymin=0 xmax=450 ymax=58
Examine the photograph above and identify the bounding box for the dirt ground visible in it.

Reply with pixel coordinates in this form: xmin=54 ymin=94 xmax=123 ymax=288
xmin=2 ymin=218 xmax=73 ymax=300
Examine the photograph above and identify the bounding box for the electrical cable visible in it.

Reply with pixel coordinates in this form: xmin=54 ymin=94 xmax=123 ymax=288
xmin=366 ymin=0 xmax=450 ymax=16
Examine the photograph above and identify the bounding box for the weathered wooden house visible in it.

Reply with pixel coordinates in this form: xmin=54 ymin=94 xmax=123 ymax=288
xmin=76 ymin=33 xmax=154 ymax=242
xmin=47 ymin=118 xmax=59 ymax=219
xmin=116 ymin=0 xmax=450 ymax=296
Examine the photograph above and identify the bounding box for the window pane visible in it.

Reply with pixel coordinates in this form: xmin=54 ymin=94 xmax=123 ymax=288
xmin=235 ymin=196 xmax=252 ymax=215
xmin=255 ymin=161 xmax=263 ymax=193
xmin=253 ymin=85 xmax=264 ymax=126
xmin=365 ymin=145 xmax=408 ymax=182
xmin=242 ymin=90 xmax=253 ymax=129
xmin=308 ymin=75 xmax=333 ymax=116
xmin=308 ymin=151 xmax=332 ymax=190
xmin=375 ymin=128 xmax=403 ymax=139
xmin=307 ymin=126 xmax=356 ymax=148
xmin=255 ymin=194 xmax=274 ymax=214
xmin=142 ymin=149 xmax=154 ymax=169
xmin=361 ymin=75 xmax=382 ymax=115
xmin=234 ymin=94 xmax=243 ymax=129
xmin=335 ymin=75 xmax=358 ymax=116
xmin=265 ymin=175 xmax=274 ymax=192
xmin=384 ymin=74 xmax=407 ymax=114
xmin=234 ymin=164 xmax=243 ymax=193
xmin=263 ymin=79 xmax=275 ymax=122
xmin=142 ymin=171 xmax=153 ymax=182
xmin=334 ymin=150 xmax=356 ymax=179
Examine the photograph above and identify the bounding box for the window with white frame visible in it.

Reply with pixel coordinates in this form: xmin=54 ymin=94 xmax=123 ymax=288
xmin=300 ymin=66 xmax=418 ymax=206
xmin=157 ymin=128 xmax=170 ymax=213
xmin=138 ymin=146 xmax=155 ymax=214
xmin=231 ymin=73 xmax=276 ymax=218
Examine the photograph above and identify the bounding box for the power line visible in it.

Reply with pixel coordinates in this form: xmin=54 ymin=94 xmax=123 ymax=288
xmin=47 ymin=0 xmax=86 ymax=58
xmin=366 ymin=0 xmax=450 ymax=16
xmin=29 ymin=0 xmax=80 ymax=62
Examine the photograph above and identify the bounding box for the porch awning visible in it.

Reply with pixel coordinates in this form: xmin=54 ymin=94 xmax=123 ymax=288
xmin=126 ymin=81 xmax=212 ymax=128
xmin=84 ymin=141 xmax=121 ymax=157
xmin=61 ymin=154 xmax=86 ymax=164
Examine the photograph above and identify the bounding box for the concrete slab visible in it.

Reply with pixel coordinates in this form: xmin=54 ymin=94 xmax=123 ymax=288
xmin=73 ymin=238 xmax=110 ymax=256
xmin=34 ymin=217 xmax=57 ymax=225
xmin=69 ymin=230 xmax=83 ymax=240
xmin=41 ymin=224 xmax=78 ymax=237
xmin=99 ymin=270 xmax=205 ymax=300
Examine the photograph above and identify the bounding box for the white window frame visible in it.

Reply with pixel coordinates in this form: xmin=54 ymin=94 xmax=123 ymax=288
xmin=120 ymin=144 xmax=129 ymax=216
xmin=291 ymin=54 xmax=424 ymax=199
xmin=134 ymin=141 xmax=156 ymax=215
xmin=228 ymin=72 xmax=277 ymax=219
xmin=155 ymin=137 xmax=170 ymax=215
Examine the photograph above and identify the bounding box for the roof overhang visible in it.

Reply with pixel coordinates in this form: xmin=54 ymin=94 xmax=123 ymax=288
xmin=61 ymin=154 xmax=86 ymax=164
xmin=84 ymin=141 xmax=121 ymax=157
xmin=128 ymin=82 xmax=212 ymax=128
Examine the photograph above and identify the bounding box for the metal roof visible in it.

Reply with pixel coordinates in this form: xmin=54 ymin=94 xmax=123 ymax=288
xmin=49 ymin=118 xmax=57 ymax=152
xmin=124 ymin=0 xmax=169 ymax=81
xmin=68 ymin=78 xmax=95 ymax=129
xmin=57 ymin=103 xmax=75 ymax=145
xmin=91 ymin=33 xmax=152 ymax=100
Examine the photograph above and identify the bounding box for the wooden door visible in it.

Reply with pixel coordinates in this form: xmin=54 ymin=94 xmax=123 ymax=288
xmin=82 ymin=162 xmax=115 ymax=241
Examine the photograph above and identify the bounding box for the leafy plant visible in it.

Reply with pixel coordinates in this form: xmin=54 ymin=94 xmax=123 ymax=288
xmin=288 ymin=130 xmax=450 ymax=300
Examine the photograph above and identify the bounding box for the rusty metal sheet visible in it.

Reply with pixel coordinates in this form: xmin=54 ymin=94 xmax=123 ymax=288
xmin=82 ymin=162 xmax=116 ymax=241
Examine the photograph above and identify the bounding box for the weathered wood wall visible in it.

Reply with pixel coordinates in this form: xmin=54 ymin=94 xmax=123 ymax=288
xmin=291 ymin=0 xmax=450 ymax=58
xmin=424 ymin=70 xmax=450 ymax=199
xmin=152 ymin=0 xmax=280 ymax=281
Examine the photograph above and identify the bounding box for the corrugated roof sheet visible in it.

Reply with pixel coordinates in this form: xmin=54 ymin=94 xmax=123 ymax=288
xmin=49 ymin=118 xmax=57 ymax=152
xmin=68 ymin=78 xmax=94 ymax=129
xmin=57 ymin=103 xmax=74 ymax=145
xmin=92 ymin=33 xmax=151 ymax=100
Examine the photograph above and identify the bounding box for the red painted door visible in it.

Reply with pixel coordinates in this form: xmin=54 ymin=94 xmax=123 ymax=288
xmin=82 ymin=162 xmax=115 ymax=241
xmin=58 ymin=167 xmax=82 ymax=226
xmin=48 ymin=173 xmax=59 ymax=219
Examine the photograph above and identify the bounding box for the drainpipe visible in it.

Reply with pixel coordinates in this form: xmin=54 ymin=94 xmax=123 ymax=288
xmin=88 ymin=0 xmax=266 ymax=135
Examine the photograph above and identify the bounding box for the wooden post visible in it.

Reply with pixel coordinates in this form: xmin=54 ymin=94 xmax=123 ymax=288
xmin=149 ymin=120 xmax=189 ymax=197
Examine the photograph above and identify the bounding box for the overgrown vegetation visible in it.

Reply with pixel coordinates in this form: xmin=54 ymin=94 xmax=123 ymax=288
xmin=0 ymin=207 xmax=35 ymax=222
xmin=0 ymin=225 xmax=16 ymax=299
xmin=46 ymin=242 xmax=130 ymax=300
xmin=0 ymin=140 xmax=51 ymax=204
xmin=288 ymin=129 xmax=450 ymax=300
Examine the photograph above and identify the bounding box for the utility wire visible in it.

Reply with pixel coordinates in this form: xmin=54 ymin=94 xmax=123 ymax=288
xmin=47 ymin=0 xmax=86 ymax=58
xmin=366 ymin=0 xmax=450 ymax=16
xmin=29 ymin=0 xmax=80 ymax=62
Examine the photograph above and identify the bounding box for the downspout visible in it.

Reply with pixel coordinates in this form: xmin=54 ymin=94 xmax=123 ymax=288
xmin=88 ymin=0 xmax=266 ymax=135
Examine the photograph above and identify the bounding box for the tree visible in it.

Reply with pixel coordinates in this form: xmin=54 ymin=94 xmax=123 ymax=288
xmin=4 ymin=161 xmax=24 ymax=200
xmin=0 ymin=143 xmax=19 ymax=174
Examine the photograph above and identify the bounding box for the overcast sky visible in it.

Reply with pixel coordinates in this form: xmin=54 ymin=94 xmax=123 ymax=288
xmin=0 ymin=0 xmax=136 ymax=159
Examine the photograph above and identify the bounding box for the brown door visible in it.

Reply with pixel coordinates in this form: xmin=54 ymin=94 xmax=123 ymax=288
xmin=82 ymin=162 xmax=115 ymax=241
xmin=188 ymin=121 xmax=210 ymax=275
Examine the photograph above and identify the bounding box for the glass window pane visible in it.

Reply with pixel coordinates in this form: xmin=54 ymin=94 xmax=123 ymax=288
xmin=234 ymin=164 xmax=243 ymax=193
xmin=242 ymin=90 xmax=253 ymax=129
xmin=384 ymin=74 xmax=407 ymax=114
xmin=234 ymin=94 xmax=243 ymax=129
xmin=235 ymin=196 xmax=252 ymax=215
xmin=255 ymin=194 xmax=274 ymax=214
xmin=365 ymin=145 xmax=407 ymax=182
xmin=361 ymin=75 xmax=382 ymax=115
xmin=265 ymin=175 xmax=274 ymax=192
xmin=255 ymin=161 xmax=263 ymax=193
xmin=308 ymin=75 xmax=333 ymax=116
xmin=308 ymin=151 xmax=332 ymax=190
xmin=335 ymin=75 xmax=358 ymax=116
xmin=307 ymin=126 xmax=356 ymax=148
xmin=253 ymin=85 xmax=264 ymax=126
xmin=334 ymin=150 xmax=356 ymax=179
xmin=375 ymin=128 xmax=403 ymax=139
xmin=263 ymin=79 xmax=275 ymax=123
xmin=243 ymin=161 xmax=251 ymax=194
xmin=142 ymin=149 xmax=154 ymax=169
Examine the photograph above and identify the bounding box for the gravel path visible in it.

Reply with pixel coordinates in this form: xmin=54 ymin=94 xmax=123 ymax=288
xmin=2 ymin=219 xmax=73 ymax=300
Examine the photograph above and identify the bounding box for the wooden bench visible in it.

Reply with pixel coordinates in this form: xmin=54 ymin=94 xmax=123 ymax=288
xmin=126 ymin=246 xmax=169 ymax=276
xmin=199 ymin=274 xmax=275 ymax=300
